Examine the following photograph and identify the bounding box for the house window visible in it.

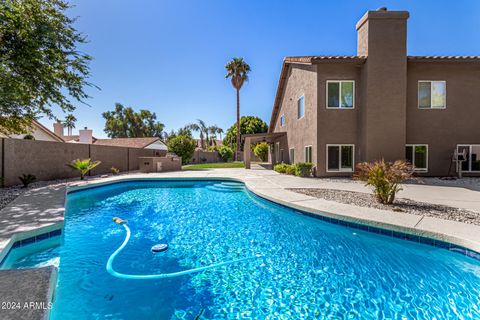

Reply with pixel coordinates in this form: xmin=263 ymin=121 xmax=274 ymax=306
xmin=297 ymin=96 xmax=305 ymax=119
xmin=405 ymin=145 xmax=428 ymax=172
xmin=304 ymin=146 xmax=312 ymax=163
xmin=327 ymin=145 xmax=354 ymax=172
xmin=289 ymin=148 xmax=295 ymax=164
xmin=418 ymin=81 xmax=446 ymax=109
xmin=280 ymin=114 xmax=285 ymax=127
xmin=457 ymin=145 xmax=480 ymax=172
xmin=327 ymin=81 xmax=354 ymax=109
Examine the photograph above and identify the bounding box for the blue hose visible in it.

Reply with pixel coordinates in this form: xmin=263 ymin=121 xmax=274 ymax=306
xmin=106 ymin=223 xmax=260 ymax=280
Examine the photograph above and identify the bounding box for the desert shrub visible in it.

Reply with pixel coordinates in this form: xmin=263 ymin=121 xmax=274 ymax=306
xmin=19 ymin=174 xmax=36 ymax=188
xmin=167 ymin=135 xmax=196 ymax=165
xmin=294 ymin=162 xmax=314 ymax=177
xmin=67 ymin=159 xmax=101 ymax=180
xmin=111 ymin=167 xmax=120 ymax=175
xmin=354 ymin=159 xmax=414 ymax=205
xmin=253 ymin=142 xmax=269 ymax=162
xmin=273 ymin=163 xmax=289 ymax=173
xmin=218 ymin=145 xmax=234 ymax=162
xmin=23 ymin=134 xmax=35 ymax=140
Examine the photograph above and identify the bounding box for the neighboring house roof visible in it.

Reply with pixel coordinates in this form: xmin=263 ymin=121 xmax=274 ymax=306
xmin=63 ymin=135 xmax=98 ymax=143
xmin=268 ymin=55 xmax=480 ymax=132
xmin=93 ymin=137 xmax=166 ymax=149
xmin=31 ymin=120 xmax=64 ymax=142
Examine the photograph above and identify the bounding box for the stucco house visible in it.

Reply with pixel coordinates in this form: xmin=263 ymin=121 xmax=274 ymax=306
xmin=246 ymin=8 xmax=480 ymax=177
xmin=1 ymin=120 xmax=64 ymax=142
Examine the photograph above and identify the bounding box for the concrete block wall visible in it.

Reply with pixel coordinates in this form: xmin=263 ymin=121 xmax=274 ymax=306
xmin=0 ymin=139 xmax=160 ymax=187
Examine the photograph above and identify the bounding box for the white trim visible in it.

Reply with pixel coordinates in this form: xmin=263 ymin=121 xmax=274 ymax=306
xmin=326 ymin=144 xmax=355 ymax=172
xmin=418 ymin=80 xmax=446 ymax=109
xmin=280 ymin=114 xmax=285 ymax=127
xmin=456 ymin=144 xmax=480 ymax=172
xmin=297 ymin=95 xmax=305 ymax=119
xmin=405 ymin=144 xmax=429 ymax=172
xmin=289 ymin=148 xmax=295 ymax=164
xmin=326 ymin=80 xmax=355 ymax=109
xmin=304 ymin=145 xmax=313 ymax=163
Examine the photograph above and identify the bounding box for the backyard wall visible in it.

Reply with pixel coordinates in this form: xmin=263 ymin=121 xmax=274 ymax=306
xmin=189 ymin=149 xmax=261 ymax=164
xmin=0 ymin=139 xmax=158 ymax=186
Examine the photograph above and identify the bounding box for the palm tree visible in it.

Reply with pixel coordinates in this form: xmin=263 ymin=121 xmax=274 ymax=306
xmin=63 ymin=114 xmax=77 ymax=136
xmin=216 ymin=127 xmax=224 ymax=141
xmin=187 ymin=119 xmax=208 ymax=150
xmin=208 ymin=125 xmax=220 ymax=146
xmin=225 ymin=57 xmax=251 ymax=160
xmin=67 ymin=158 xmax=101 ymax=180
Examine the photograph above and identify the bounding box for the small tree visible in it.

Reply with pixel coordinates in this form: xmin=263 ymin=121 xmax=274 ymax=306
xmin=354 ymin=159 xmax=414 ymax=205
xmin=253 ymin=142 xmax=269 ymax=162
xmin=218 ymin=145 xmax=234 ymax=162
xmin=167 ymin=135 xmax=196 ymax=165
xmin=67 ymin=159 xmax=101 ymax=180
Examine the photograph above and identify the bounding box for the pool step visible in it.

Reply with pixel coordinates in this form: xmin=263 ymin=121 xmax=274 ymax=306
xmin=206 ymin=184 xmax=244 ymax=192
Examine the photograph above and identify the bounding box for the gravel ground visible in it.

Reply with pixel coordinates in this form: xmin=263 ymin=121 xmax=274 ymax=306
xmin=288 ymin=188 xmax=480 ymax=226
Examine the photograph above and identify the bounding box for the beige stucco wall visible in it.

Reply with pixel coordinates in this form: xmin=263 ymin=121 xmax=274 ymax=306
xmin=0 ymin=139 xmax=158 ymax=186
xmin=272 ymin=64 xmax=317 ymax=165
xmin=406 ymin=62 xmax=480 ymax=176
xmin=316 ymin=63 xmax=362 ymax=176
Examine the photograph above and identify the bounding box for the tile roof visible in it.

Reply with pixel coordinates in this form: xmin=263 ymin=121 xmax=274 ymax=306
xmin=93 ymin=137 xmax=163 ymax=148
xmin=285 ymin=56 xmax=366 ymax=63
xmin=408 ymin=56 xmax=480 ymax=62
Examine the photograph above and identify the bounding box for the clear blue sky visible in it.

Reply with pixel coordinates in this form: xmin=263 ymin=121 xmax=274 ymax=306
xmin=41 ymin=0 xmax=480 ymax=138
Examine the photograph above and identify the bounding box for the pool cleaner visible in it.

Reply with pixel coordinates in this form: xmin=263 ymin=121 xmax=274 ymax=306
xmin=106 ymin=217 xmax=261 ymax=280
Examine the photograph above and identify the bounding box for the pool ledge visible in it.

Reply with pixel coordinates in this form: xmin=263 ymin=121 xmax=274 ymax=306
xmin=64 ymin=172 xmax=480 ymax=255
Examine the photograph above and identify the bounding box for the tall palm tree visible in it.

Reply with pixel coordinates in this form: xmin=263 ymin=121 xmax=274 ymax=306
xmin=187 ymin=119 xmax=208 ymax=149
xmin=63 ymin=114 xmax=77 ymax=136
xmin=225 ymin=57 xmax=250 ymax=160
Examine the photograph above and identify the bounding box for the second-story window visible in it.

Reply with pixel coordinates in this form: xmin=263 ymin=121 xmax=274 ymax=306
xmin=280 ymin=114 xmax=285 ymax=126
xmin=297 ymin=96 xmax=305 ymax=119
xmin=327 ymin=81 xmax=354 ymax=109
xmin=418 ymin=81 xmax=446 ymax=109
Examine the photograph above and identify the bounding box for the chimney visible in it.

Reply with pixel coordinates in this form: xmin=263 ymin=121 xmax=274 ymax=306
xmin=79 ymin=127 xmax=93 ymax=144
xmin=357 ymin=8 xmax=409 ymax=163
xmin=53 ymin=121 xmax=64 ymax=138
xmin=356 ymin=8 xmax=409 ymax=57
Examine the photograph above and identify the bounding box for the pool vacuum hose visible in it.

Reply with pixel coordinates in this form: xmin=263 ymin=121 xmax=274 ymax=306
xmin=106 ymin=217 xmax=260 ymax=280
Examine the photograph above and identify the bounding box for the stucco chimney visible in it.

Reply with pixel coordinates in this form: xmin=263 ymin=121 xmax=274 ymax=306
xmin=356 ymin=9 xmax=409 ymax=57
xmin=53 ymin=121 xmax=64 ymax=138
xmin=356 ymin=9 xmax=409 ymax=162
xmin=79 ymin=127 xmax=93 ymax=144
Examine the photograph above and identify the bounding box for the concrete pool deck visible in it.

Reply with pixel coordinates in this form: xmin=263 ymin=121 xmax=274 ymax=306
xmin=1 ymin=168 xmax=480 ymax=255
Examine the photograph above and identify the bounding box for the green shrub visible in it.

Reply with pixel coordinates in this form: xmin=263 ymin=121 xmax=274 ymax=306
xmin=285 ymin=165 xmax=296 ymax=175
xmin=354 ymin=159 xmax=414 ymax=204
xmin=218 ymin=145 xmax=234 ymax=162
xmin=111 ymin=167 xmax=120 ymax=175
xmin=294 ymin=162 xmax=314 ymax=177
xmin=167 ymin=135 xmax=196 ymax=165
xmin=273 ymin=163 xmax=289 ymax=173
xmin=67 ymin=159 xmax=101 ymax=180
xmin=19 ymin=174 xmax=36 ymax=188
xmin=253 ymin=142 xmax=269 ymax=162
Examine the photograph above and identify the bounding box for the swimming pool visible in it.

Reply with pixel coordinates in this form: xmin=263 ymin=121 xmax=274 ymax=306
xmin=2 ymin=180 xmax=480 ymax=319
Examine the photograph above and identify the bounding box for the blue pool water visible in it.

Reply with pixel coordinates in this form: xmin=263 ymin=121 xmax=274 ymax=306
xmin=4 ymin=180 xmax=480 ymax=319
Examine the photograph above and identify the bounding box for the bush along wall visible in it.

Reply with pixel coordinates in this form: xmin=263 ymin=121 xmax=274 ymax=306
xmin=274 ymin=162 xmax=314 ymax=177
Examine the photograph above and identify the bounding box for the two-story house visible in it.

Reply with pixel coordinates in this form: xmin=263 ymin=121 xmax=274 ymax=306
xmin=249 ymin=8 xmax=479 ymax=177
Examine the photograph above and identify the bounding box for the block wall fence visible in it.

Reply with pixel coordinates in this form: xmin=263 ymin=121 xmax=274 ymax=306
xmin=0 ymin=139 xmax=161 ymax=187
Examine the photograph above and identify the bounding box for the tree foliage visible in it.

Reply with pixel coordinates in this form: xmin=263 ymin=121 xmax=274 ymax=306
xmin=253 ymin=142 xmax=269 ymax=162
xmin=102 ymin=103 xmax=165 ymax=138
xmin=0 ymin=0 xmax=94 ymax=134
xmin=218 ymin=145 xmax=234 ymax=162
xmin=223 ymin=116 xmax=268 ymax=151
xmin=167 ymin=135 xmax=196 ymax=165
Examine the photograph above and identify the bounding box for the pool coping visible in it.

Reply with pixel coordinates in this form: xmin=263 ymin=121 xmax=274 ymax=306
xmin=64 ymin=175 xmax=480 ymax=258
xmin=1 ymin=173 xmax=480 ymax=263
